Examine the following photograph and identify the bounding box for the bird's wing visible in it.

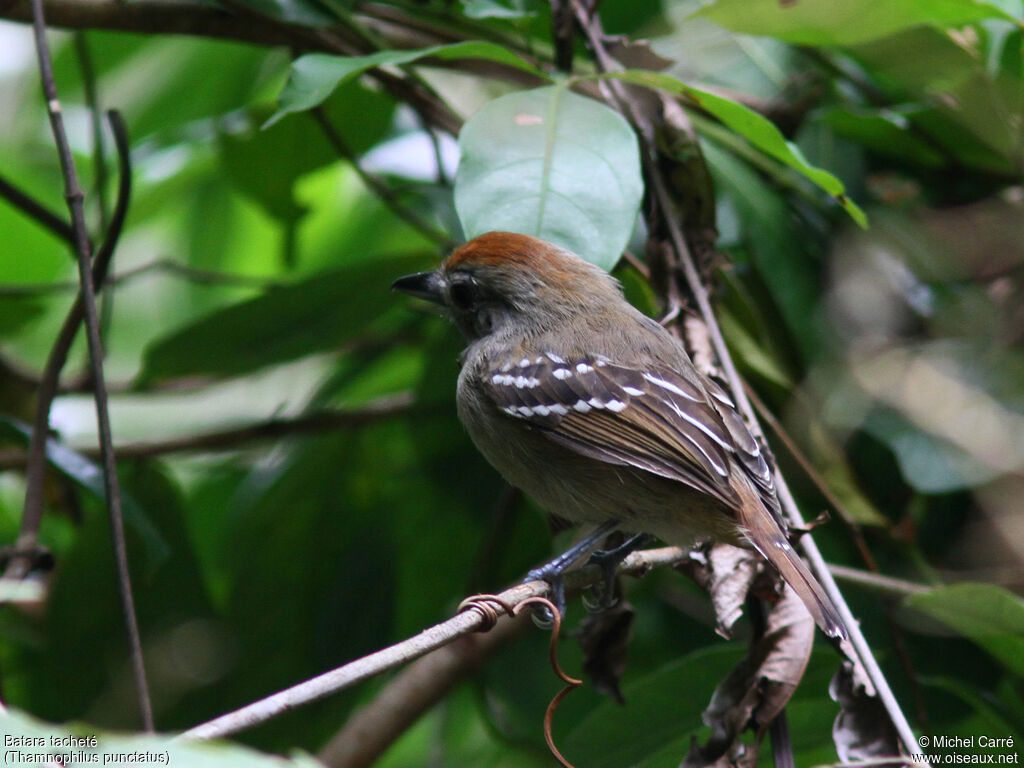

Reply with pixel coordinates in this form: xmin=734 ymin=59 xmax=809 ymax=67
xmin=484 ymin=352 xmax=774 ymax=511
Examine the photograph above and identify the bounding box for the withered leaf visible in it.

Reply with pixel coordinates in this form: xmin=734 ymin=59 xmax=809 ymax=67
xmin=574 ymin=599 xmax=635 ymax=704
xmin=683 ymin=585 xmax=815 ymax=768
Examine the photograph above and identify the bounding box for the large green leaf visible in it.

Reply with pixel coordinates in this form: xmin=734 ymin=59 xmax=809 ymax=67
xmin=905 ymin=583 xmax=1024 ymax=676
xmin=701 ymin=139 xmax=823 ymax=357
xmin=593 ymin=70 xmax=867 ymax=227
xmin=268 ymin=42 xmax=548 ymax=127
xmin=137 ymin=253 xmax=429 ymax=384
xmin=454 ymin=85 xmax=644 ymax=271
xmin=819 ymin=106 xmax=947 ymax=168
xmin=221 ymin=82 xmax=395 ymax=225
xmin=692 ymin=0 xmax=1017 ymax=46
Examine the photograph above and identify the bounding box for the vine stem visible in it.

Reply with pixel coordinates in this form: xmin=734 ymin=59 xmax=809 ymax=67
xmin=25 ymin=5 xmax=153 ymax=731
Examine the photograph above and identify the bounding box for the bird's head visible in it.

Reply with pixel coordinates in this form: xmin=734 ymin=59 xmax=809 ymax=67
xmin=392 ymin=231 xmax=620 ymax=340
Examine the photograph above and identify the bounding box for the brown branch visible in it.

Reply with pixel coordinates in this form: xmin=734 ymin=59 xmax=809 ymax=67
xmin=18 ymin=109 xmax=131 ymax=553
xmin=0 ymin=171 xmax=75 ymax=243
xmin=88 ymin=393 xmax=417 ymax=460
xmin=0 ymin=0 xmax=309 ymax=47
xmin=0 ymin=394 xmax=417 ymax=471
xmin=0 ymin=0 xmax=521 ymax=137
xmin=24 ymin=0 xmax=152 ymax=731
xmin=319 ymin=612 xmax=532 ymax=768
xmin=0 ymin=257 xmax=287 ymax=297
xmin=180 ymin=546 xmax=686 ymax=741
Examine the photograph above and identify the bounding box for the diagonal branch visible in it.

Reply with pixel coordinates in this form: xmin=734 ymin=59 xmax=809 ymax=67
xmin=180 ymin=546 xmax=686 ymax=741
xmin=566 ymin=0 xmax=919 ymax=758
xmin=0 ymin=171 xmax=75 ymax=243
xmin=311 ymin=108 xmax=457 ymax=250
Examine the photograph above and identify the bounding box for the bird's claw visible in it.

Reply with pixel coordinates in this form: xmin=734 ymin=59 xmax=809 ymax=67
xmin=581 ymin=532 xmax=651 ymax=614
xmin=524 ymin=566 xmax=566 ymax=628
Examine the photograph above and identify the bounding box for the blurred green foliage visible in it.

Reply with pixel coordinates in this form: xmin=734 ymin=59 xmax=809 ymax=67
xmin=0 ymin=0 xmax=1022 ymax=765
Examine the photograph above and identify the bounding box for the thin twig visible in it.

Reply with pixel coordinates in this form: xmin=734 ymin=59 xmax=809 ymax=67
xmin=311 ymin=108 xmax=456 ymax=250
xmin=318 ymin=610 xmax=532 ymax=768
xmin=20 ymin=4 xmax=153 ymax=728
xmin=17 ymin=109 xmax=132 ymax=553
xmin=181 ymin=546 xmax=686 ymax=741
xmin=0 ymin=395 xmax=416 ymax=471
xmin=567 ymin=0 xmax=919 ymax=757
xmin=73 ymin=31 xmax=108 ymax=232
xmin=827 ymin=565 xmax=929 ymax=598
xmin=88 ymin=393 xmax=416 ymax=459
xmin=0 ymin=171 xmax=75 ymax=243
xmin=0 ymin=258 xmax=287 ymax=297
xmin=744 ymin=382 xmax=882 ymax=571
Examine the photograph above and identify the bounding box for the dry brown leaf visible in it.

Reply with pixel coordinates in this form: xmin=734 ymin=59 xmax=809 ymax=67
xmin=683 ymin=585 xmax=815 ymax=768
xmin=830 ymin=660 xmax=902 ymax=764
xmin=574 ymin=599 xmax=634 ymax=704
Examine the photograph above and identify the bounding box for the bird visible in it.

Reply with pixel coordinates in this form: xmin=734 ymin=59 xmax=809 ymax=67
xmin=392 ymin=231 xmax=846 ymax=640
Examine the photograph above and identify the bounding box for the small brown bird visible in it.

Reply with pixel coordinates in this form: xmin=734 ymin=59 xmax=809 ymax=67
xmin=393 ymin=231 xmax=846 ymax=639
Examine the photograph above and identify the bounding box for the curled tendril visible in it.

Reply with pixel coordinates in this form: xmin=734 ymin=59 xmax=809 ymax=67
xmin=513 ymin=596 xmax=582 ymax=768
xmin=457 ymin=594 xmax=515 ymax=631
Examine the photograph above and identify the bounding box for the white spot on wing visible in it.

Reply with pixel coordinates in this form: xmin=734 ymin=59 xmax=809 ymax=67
xmin=519 ymin=358 xmax=530 ymax=368
xmin=553 ymin=368 xmax=572 ymax=380
xmin=533 ymin=404 xmax=550 ymax=416
xmin=606 ymin=400 xmax=626 ymax=412
xmin=622 ymin=386 xmax=644 ymax=396
xmin=549 ymin=404 xmax=568 ymax=415
xmin=588 ymin=398 xmax=605 ymax=409
xmin=546 ymin=352 xmax=566 ymax=364
xmin=573 ymin=401 xmax=592 ymax=413
xmin=576 ymin=363 xmax=594 ymax=374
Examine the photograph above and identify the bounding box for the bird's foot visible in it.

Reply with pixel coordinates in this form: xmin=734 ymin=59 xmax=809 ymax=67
xmin=524 ymin=565 xmax=567 ymax=628
xmin=522 ymin=520 xmax=620 ymax=627
xmin=582 ymin=533 xmax=652 ymax=613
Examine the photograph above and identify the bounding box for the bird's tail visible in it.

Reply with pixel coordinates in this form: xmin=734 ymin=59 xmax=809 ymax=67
xmin=736 ymin=495 xmax=847 ymax=640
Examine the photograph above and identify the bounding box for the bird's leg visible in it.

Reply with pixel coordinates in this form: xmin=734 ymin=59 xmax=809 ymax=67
xmin=583 ymin=532 xmax=653 ymax=613
xmin=525 ymin=520 xmax=620 ymax=625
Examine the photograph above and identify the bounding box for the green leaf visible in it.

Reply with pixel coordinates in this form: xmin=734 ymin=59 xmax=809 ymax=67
xmin=819 ymin=106 xmax=947 ymax=168
xmin=454 ymin=85 xmax=644 ymax=271
xmin=0 ymin=296 xmax=46 ymax=336
xmin=905 ymin=583 xmax=1024 ymax=676
xmin=592 ymin=70 xmax=867 ymax=227
xmin=460 ymin=0 xmax=540 ymax=19
xmin=563 ymin=646 xmax=745 ymax=767
xmin=233 ymin=0 xmax=338 ymax=26
xmin=701 ymin=139 xmax=823 ymax=357
xmin=719 ymin=308 xmax=794 ymax=389
xmin=137 ymin=253 xmax=429 ymax=384
xmin=0 ymin=418 xmax=169 ymax=572
xmin=268 ymin=42 xmax=548 ymax=127
xmin=691 ymin=0 xmax=1018 ymax=46
xmin=222 ymin=82 xmax=394 ymax=225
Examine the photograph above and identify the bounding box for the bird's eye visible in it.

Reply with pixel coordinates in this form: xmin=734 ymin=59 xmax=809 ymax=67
xmin=449 ymin=278 xmax=478 ymax=310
